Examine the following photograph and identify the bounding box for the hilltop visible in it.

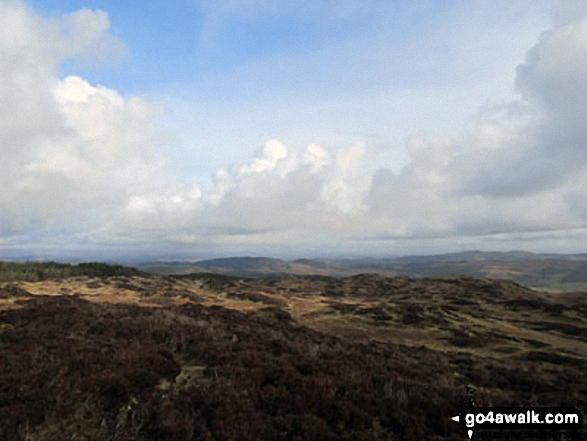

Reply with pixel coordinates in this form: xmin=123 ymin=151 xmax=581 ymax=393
xmin=0 ymin=264 xmax=585 ymax=440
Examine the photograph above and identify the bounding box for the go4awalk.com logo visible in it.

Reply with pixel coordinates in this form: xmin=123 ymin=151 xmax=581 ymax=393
xmin=451 ymin=407 xmax=583 ymax=439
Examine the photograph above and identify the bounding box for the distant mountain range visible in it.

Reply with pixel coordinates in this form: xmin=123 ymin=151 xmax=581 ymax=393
xmin=137 ymin=251 xmax=587 ymax=292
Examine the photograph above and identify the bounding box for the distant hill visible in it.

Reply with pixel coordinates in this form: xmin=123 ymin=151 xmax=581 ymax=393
xmin=386 ymin=250 xmax=542 ymax=264
xmin=139 ymin=256 xmax=350 ymax=278
xmin=139 ymin=251 xmax=587 ymax=292
xmin=190 ymin=257 xmax=288 ymax=273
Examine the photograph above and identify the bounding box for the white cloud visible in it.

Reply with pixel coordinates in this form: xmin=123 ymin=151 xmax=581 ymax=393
xmin=4 ymin=0 xmax=587 ymax=258
xmin=359 ymin=13 xmax=587 ymax=242
xmin=0 ymin=1 xmax=167 ymax=240
xmin=302 ymin=143 xmax=330 ymax=173
xmin=149 ymin=7 xmax=587 ymax=251
xmin=238 ymin=139 xmax=288 ymax=174
xmin=58 ymin=8 xmax=127 ymax=67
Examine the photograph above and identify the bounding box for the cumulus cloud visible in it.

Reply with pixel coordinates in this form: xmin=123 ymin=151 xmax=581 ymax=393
xmin=59 ymin=8 xmax=127 ymax=67
xmin=105 ymin=141 xmax=370 ymax=242
xmin=4 ymin=0 xmax=587 ymax=258
xmin=467 ymin=14 xmax=587 ymax=200
xmin=145 ymin=6 xmax=587 ymax=250
xmin=238 ymin=139 xmax=289 ymax=175
xmin=358 ymin=11 xmax=587 ymax=240
xmin=0 ymin=1 xmax=165 ymax=241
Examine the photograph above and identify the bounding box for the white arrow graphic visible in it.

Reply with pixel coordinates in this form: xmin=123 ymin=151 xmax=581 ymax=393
xmin=468 ymin=429 xmax=473 ymax=439
xmin=451 ymin=415 xmax=460 ymax=422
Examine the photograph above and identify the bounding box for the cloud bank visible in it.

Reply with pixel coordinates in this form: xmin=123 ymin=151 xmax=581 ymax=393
xmin=0 ymin=2 xmax=164 ymax=243
xmin=2 ymin=0 xmax=587 ymax=258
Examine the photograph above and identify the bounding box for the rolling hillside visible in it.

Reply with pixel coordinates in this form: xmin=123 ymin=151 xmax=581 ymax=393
xmin=138 ymin=251 xmax=587 ymax=292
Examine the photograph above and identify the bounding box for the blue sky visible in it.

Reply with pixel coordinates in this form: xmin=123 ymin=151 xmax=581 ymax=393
xmin=29 ymin=1 xmax=451 ymax=91
xmin=4 ymin=0 xmax=587 ymax=260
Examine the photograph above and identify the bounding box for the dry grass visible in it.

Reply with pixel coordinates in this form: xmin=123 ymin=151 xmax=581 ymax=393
xmin=13 ymin=276 xmax=200 ymax=308
xmin=7 ymin=274 xmax=587 ymax=366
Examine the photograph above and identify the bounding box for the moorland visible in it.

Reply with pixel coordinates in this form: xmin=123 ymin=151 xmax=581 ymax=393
xmin=0 ymin=261 xmax=585 ymax=440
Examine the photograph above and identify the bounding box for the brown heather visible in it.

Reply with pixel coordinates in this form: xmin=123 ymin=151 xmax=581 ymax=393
xmin=0 ymin=266 xmax=585 ymax=440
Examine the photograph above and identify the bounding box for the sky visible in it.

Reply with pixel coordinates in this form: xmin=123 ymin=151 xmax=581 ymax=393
xmin=2 ymin=0 xmax=587 ymax=261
